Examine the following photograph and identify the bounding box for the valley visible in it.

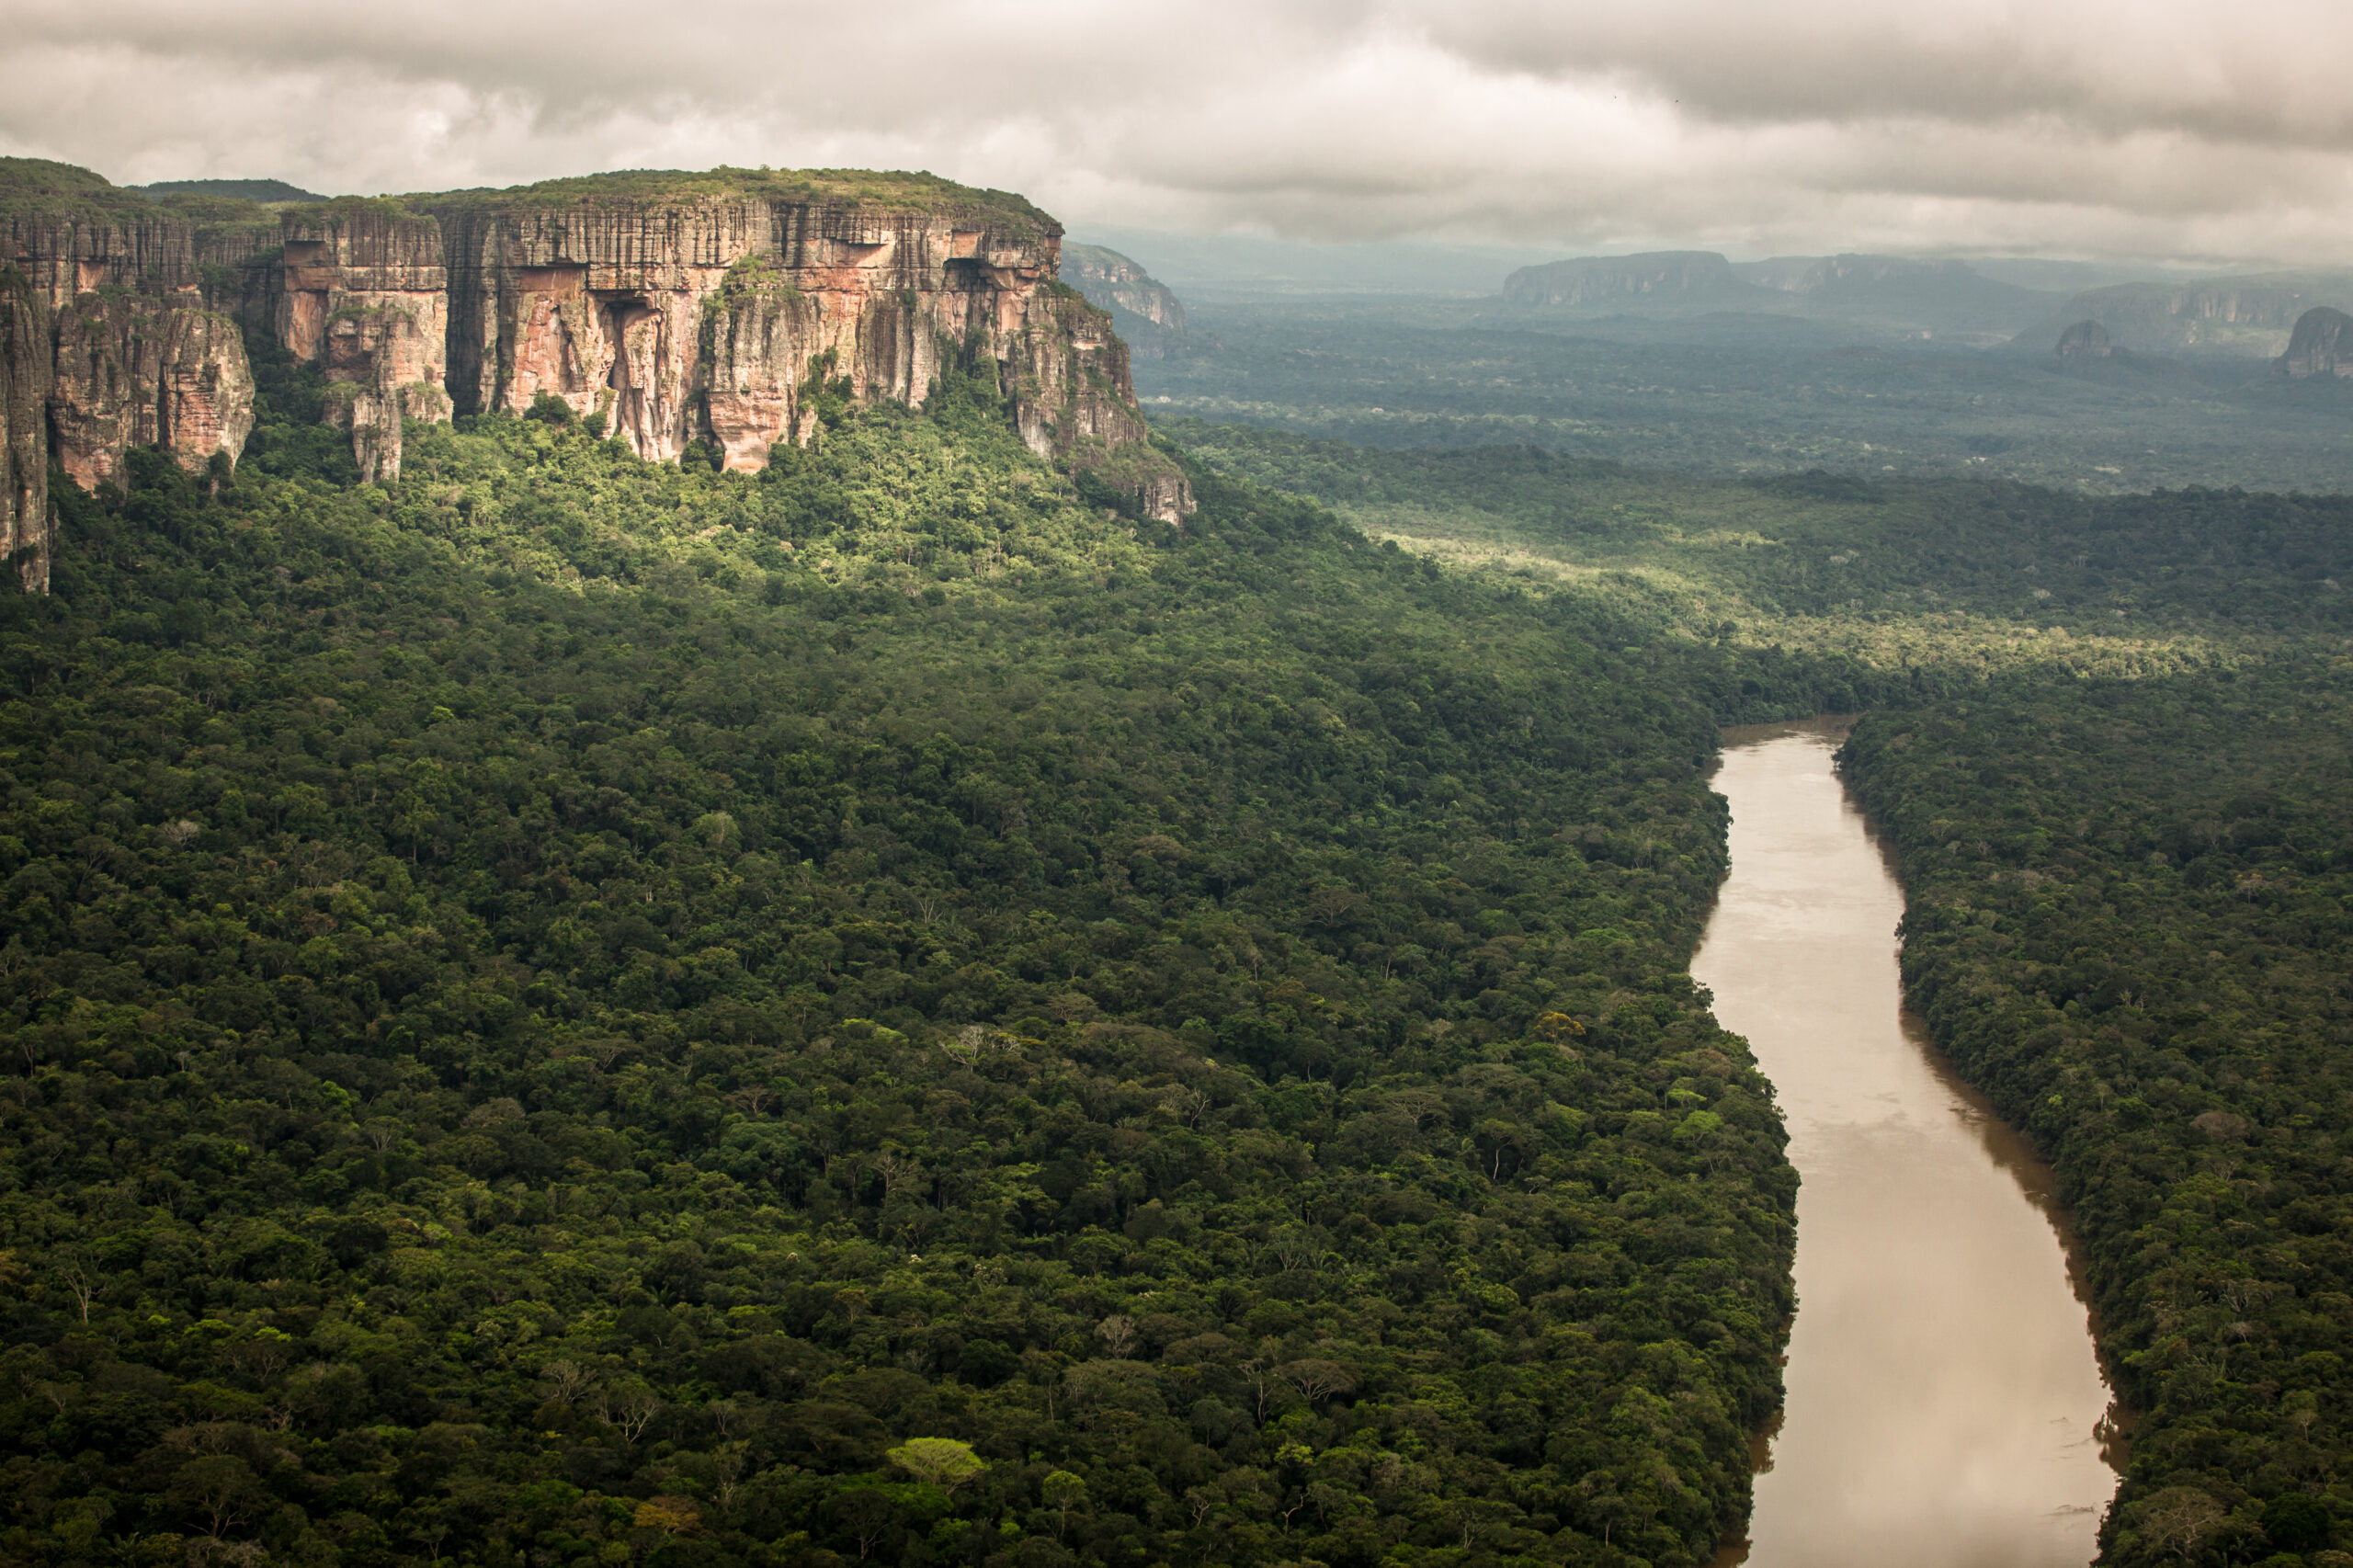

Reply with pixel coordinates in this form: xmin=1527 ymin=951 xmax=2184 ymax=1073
xmin=0 ymin=158 xmax=2347 ymax=1568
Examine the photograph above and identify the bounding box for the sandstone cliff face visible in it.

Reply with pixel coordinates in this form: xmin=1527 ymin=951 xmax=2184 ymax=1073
xmin=48 ymin=291 xmax=256 ymax=491
xmin=1 ymin=267 xmax=51 ymax=591
xmin=429 ymin=176 xmax=1187 ymax=517
xmin=2 ymin=158 xmax=267 ymax=566
xmin=277 ymin=205 xmax=451 ymax=481
xmin=0 ymin=161 xmax=1191 ymax=588
xmin=1060 ymin=244 xmax=1188 ymax=360
xmin=2277 ymin=306 xmax=2353 ymax=378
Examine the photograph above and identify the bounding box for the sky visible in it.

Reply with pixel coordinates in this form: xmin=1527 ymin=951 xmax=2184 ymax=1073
xmin=5 ymin=0 xmax=2351 ymax=267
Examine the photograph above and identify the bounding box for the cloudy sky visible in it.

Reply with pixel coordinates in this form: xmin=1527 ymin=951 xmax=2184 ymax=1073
xmin=4 ymin=0 xmax=2349 ymax=265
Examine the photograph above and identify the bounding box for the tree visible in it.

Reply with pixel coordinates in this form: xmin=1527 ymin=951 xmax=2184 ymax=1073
xmin=885 ymin=1437 xmax=988 ymax=1494
xmin=634 ymin=1496 xmax=702 ymax=1535
xmin=165 ymin=1456 xmax=266 ymax=1539
xmin=2136 ymin=1486 xmax=2226 ymax=1563
xmin=1042 ymin=1471 xmax=1088 ymax=1539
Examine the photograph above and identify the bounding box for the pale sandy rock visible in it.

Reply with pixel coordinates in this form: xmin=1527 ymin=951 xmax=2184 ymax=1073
xmin=0 ymin=268 xmax=51 ymax=591
xmin=48 ymin=292 xmax=253 ymax=492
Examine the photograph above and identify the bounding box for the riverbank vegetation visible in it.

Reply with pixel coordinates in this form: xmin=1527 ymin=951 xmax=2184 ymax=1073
xmin=1167 ymin=414 xmax=2353 ymax=1565
xmin=1843 ymin=665 xmax=2353 ymax=1565
xmin=0 ymin=369 xmax=1813 ymax=1567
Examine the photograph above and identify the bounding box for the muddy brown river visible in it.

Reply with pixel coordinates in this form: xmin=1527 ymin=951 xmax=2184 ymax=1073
xmin=1695 ymin=720 xmax=2120 ymax=1568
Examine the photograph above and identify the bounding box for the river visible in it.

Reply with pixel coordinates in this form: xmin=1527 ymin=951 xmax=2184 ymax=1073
xmin=1694 ymin=719 xmax=2120 ymax=1568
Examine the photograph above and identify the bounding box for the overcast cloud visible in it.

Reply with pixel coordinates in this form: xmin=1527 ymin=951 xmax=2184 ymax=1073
xmin=4 ymin=0 xmax=2349 ymax=265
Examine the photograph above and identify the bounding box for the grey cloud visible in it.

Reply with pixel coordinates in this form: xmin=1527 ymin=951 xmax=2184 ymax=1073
xmin=1404 ymin=0 xmax=2353 ymax=147
xmin=2 ymin=0 xmax=2348 ymax=265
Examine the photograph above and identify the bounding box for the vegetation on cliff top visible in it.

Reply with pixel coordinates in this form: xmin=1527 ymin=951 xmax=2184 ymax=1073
xmin=132 ymin=179 xmax=329 ymax=205
xmin=414 ymin=166 xmax=1062 ymax=233
xmin=1 ymin=160 xmax=1060 ymax=240
xmin=0 ymin=157 xmax=172 ymax=223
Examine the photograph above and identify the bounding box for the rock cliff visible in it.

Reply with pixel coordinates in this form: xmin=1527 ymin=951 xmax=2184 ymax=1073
xmin=419 ymin=170 xmax=1184 ymax=517
xmin=2 ymin=158 xmax=265 ymax=585
xmin=2055 ymin=320 xmax=2113 ymax=360
xmin=273 ymin=202 xmax=452 ymax=481
xmin=2276 ymin=306 xmax=2353 ymax=378
xmin=0 ymin=266 xmax=50 ymax=591
xmin=0 ymin=160 xmax=1191 ymax=586
xmin=2055 ymin=275 xmax=2353 ymax=357
xmin=48 ymin=290 xmax=254 ymax=492
xmin=1061 ymin=244 xmax=1188 ymax=358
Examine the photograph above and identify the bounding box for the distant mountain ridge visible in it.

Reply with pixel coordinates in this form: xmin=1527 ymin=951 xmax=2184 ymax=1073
xmin=2034 ymin=273 xmax=2353 ymax=358
xmin=1501 ymin=251 xmax=1745 ymax=308
xmin=1500 ymin=250 xmax=2054 ymax=343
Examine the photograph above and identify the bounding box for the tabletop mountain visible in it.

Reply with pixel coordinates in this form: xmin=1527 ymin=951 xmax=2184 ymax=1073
xmin=0 ymin=159 xmax=1189 ymax=590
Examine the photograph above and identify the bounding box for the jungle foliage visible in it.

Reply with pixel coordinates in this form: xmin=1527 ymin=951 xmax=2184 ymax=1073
xmin=0 ymin=365 xmax=1821 ymax=1568
xmin=1169 ymin=415 xmax=2353 ymax=1565
xmin=1842 ymin=664 xmax=2353 ymax=1565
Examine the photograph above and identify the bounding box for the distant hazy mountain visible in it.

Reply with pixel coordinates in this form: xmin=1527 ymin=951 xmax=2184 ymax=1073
xmin=2278 ymin=306 xmax=2353 ymax=378
xmin=1068 ymin=228 xmax=1556 ymax=299
xmin=2023 ymin=273 xmax=2353 ymax=358
xmin=1061 ymin=243 xmax=1191 ymax=358
xmin=1501 ymin=250 xmax=2056 ymax=343
xmin=130 ymin=177 xmax=326 ymax=203
xmin=1501 ymin=251 xmax=1746 ymax=308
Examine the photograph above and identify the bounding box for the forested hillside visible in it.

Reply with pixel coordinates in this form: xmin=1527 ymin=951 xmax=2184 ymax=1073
xmin=1842 ymin=667 xmax=2353 ymax=1565
xmin=0 ymin=359 xmax=1820 ymax=1567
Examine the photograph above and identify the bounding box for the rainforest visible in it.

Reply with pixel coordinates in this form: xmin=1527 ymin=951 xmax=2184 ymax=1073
xmin=0 ymin=146 xmax=2349 ymax=1568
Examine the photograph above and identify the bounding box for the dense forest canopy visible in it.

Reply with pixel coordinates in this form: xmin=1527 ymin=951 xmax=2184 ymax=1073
xmin=0 ymin=354 xmax=1838 ymax=1568
xmin=1842 ymin=666 xmax=2353 ymax=1566
xmin=5 ymin=244 xmax=2352 ymax=1568
xmin=1161 ymin=411 xmax=2353 ymax=1566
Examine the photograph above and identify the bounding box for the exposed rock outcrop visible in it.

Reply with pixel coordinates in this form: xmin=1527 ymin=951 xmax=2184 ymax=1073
xmin=0 ymin=267 xmax=50 ymax=591
xmin=277 ymin=204 xmax=451 ymax=481
xmin=1 ymin=158 xmax=267 ymax=586
xmin=48 ymin=291 xmax=255 ymax=491
xmin=2055 ymin=275 xmax=2353 ymax=357
xmin=425 ymin=170 xmax=1187 ymax=517
xmin=1063 ymin=244 xmax=1185 ymax=330
xmin=0 ymin=159 xmax=1192 ymax=585
xmin=2276 ymin=306 xmax=2353 ymax=378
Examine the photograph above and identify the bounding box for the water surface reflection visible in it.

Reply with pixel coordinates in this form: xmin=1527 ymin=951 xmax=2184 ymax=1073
xmin=1695 ymin=721 xmax=2118 ymax=1568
